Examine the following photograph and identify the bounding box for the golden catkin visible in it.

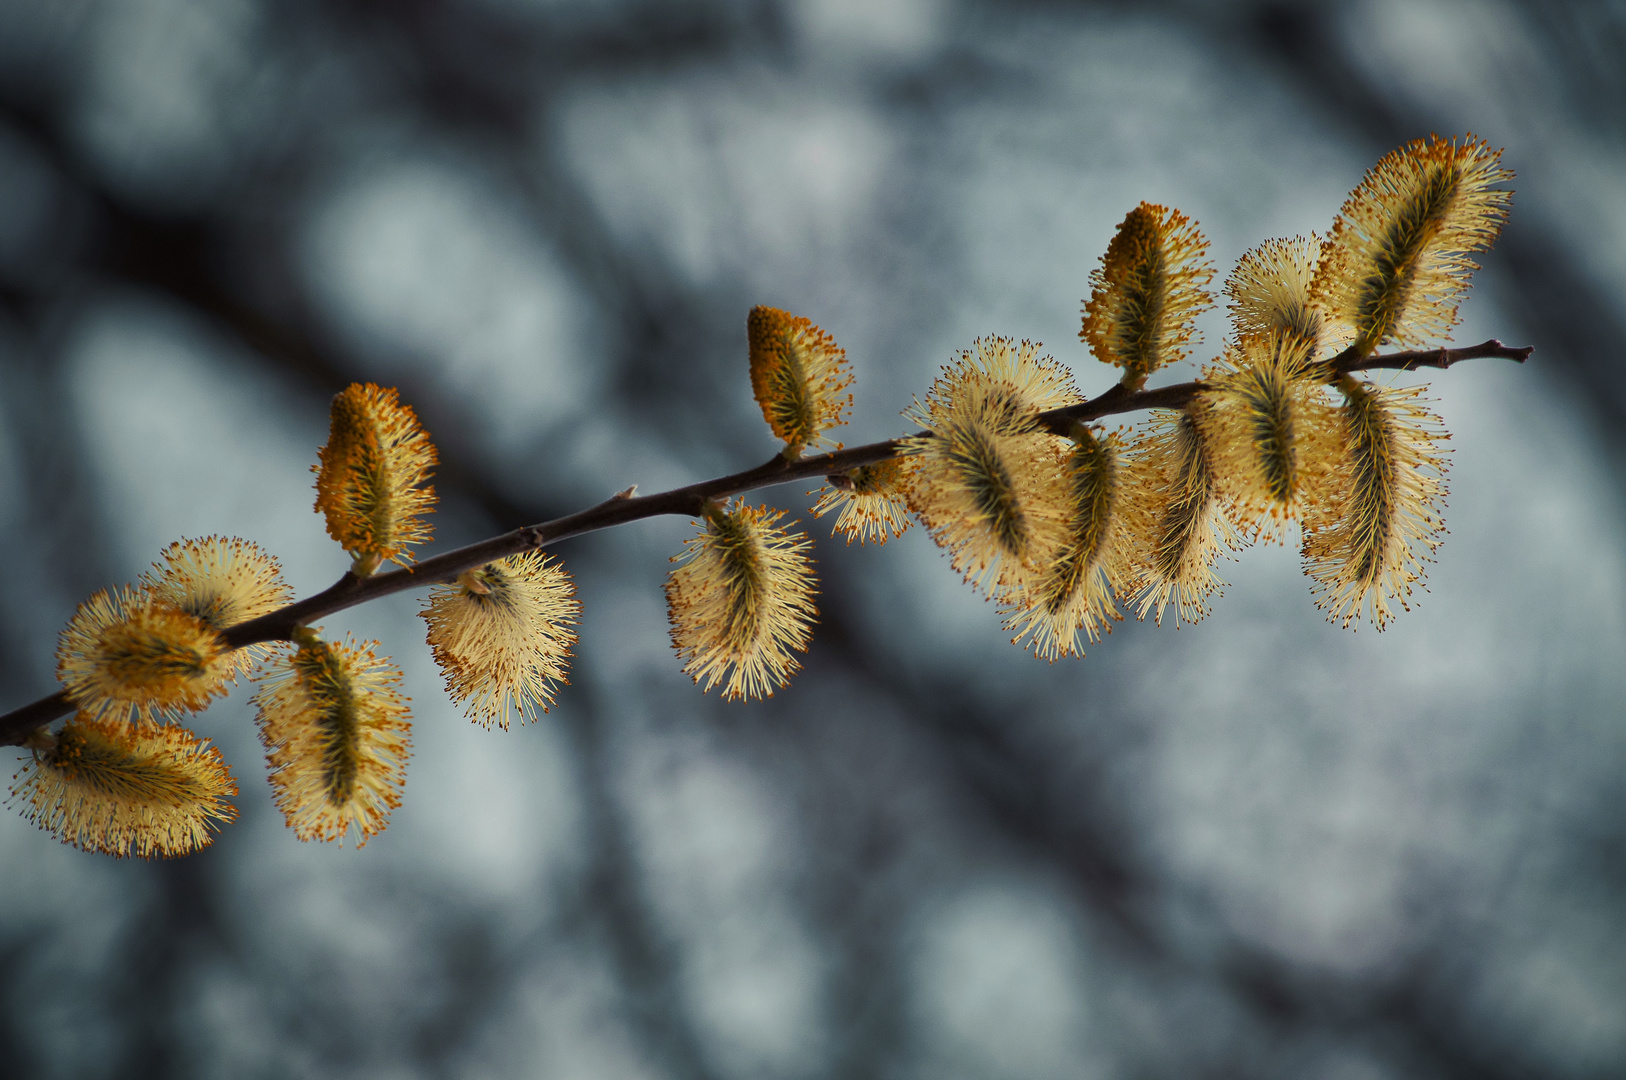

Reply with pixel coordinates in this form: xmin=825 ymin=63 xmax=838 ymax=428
xmin=1302 ymin=377 xmax=1449 ymax=629
xmin=1225 ymin=235 xmax=1345 ymax=357
xmin=1002 ymin=425 xmax=1143 ymax=659
xmin=1311 ymin=135 xmax=1513 ymax=356
xmin=421 ymin=553 xmax=582 ymax=729
xmin=313 ymin=383 xmax=438 ymax=575
xmin=747 ymin=306 xmax=854 ymax=456
xmin=1081 ymin=202 xmax=1214 ymax=388
xmin=1201 ymin=332 xmax=1338 ymax=542
xmin=1128 ymin=405 xmax=1242 ymax=625
xmin=57 ymin=585 xmax=232 ymax=726
xmin=9 ymin=714 xmax=237 ymax=858
xmin=904 ymin=338 xmax=1079 ymax=592
xmin=811 ymin=457 xmax=916 ymax=545
xmin=253 ymin=630 xmax=411 ymax=846
xmin=141 ymin=536 xmax=293 ymax=678
xmin=666 ymin=500 xmax=819 ymax=702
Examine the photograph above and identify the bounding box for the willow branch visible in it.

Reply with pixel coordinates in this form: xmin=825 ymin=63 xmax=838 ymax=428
xmin=0 ymin=339 xmax=1529 ymax=744
xmin=1035 ymin=337 xmax=1532 ymax=433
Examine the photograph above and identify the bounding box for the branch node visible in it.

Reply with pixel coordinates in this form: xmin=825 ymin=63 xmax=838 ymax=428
xmin=349 ymin=552 xmax=384 ymax=577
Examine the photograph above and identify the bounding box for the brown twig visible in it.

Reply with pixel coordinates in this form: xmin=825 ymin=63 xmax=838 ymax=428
xmin=0 ymin=339 xmax=1529 ymax=745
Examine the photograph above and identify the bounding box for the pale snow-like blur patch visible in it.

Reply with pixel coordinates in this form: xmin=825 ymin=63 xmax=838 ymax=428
xmin=1139 ymin=668 xmax=1423 ymax=972
xmin=454 ymin=0 xmax=686 ymax=20
xmin=579 ymin=576 xmax=687 ymax=690
xmin=1349 ymin=0 xmax=1536 ymax=130
xmin=73 ymin=0 xmax=272 ymax=206
xmin=64 ymin=298 xmax=336 ymax=595
xmin=1305 ymin=1050 xmax=1398 ymax=1080
xmin=622 ymin=731 xmax=828 ymax=1080
xmin=839 ymin=524 xmax=1044 ymax=687
xmin=181 ymin=956 xmax=294 ymax=1077
xmin=473 ymin=946 xmax=667 ymax=1080
xmin=225 ymin=862 xmax=461 ymax=1072
xmin=548 ymin=407 xmax=716 ymax=508
xmin=557 ymin=77 xmax=891 ymax=290
xmin=1472 ymin=895 xmax=1626 ymax=1075
xmin=303 ymin=156 xmax=595 ymax=450
xmin=908 ymin=883 xmax=1096 ymax=1080
xmin=4 ymin=864 xmax=153 ymax=1076
xmin=792 ymin=0 xmax=947 ymax=61
xmin=0 ymin=0 xmax=95 ymax=75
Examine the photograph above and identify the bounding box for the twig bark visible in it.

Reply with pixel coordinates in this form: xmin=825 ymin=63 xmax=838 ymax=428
xmin=0 ymin=339 xmax=1529 ymax=745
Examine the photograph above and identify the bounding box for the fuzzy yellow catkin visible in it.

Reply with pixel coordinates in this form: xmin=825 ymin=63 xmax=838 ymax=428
xmin=313 ymin=383 xmax=438 ymax=575
xmin=254 ymin=629 xmax=411 ymax=846
xmin=1225 ymin=235 xmax=1346 ymax=359
xmin=141 ymin=536 xmax=293 ymax=679
xmin=421 ymin=553 xmax=582 ymax=729
xmin=1302 ymin=376 xmax=1448 ymax=629
xmin=1311 ymin=134 xmax=1513 ymax=356
xmin=1201 ymin=331 xmax=1337 ymax=542
xmin=747 ymin=306 xmax=853 ymax=456
xmin=56 ymin=585 xmax=233 ymax=726
xmin=1002 ymin=425 xmax=1142 ymax=659
xmin=666 ymin=500 xmax=819 ymax=702
xmin=811 ymin=457 xmax=916 ymax=545
xmin=1128 ymin=404 xmax=1241 ymax=626
xmin=9 ymin=714 xmax=237 ymax=858
xmin=904 ymin=337 xmax=1079 ymax=592
xmin=1081 ymin=202 xmax=1214 ymax=389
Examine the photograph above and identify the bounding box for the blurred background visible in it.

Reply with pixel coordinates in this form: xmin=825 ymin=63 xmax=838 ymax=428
xmin=1 ymin=0 xmax=1624 ymax=1077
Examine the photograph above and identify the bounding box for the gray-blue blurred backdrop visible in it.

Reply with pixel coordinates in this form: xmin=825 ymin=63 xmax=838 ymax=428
xmin=0 ymin=1 xmax=1623 ymax=1078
